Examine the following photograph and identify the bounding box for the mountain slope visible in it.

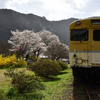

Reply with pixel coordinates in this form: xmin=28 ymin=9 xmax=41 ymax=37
xmin=0 ymin=9 xmax=78 ymax=45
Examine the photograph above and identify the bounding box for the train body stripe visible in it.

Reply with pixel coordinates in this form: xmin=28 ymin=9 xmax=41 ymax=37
xmin=69 ymin=51 xmax=100 ymax=53
xmin=70 ymin=65 xmax=92 ymax=68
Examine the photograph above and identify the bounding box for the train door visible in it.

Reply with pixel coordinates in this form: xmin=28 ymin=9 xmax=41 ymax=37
xmin=70 ymin=29 xmax=89 ymax=67
xmin=91 ymin=29 xmax=100 ymax=64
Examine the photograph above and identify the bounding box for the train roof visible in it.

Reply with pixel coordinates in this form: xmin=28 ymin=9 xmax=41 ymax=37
xmin=70 ymin=17 xmax=100 ymax=29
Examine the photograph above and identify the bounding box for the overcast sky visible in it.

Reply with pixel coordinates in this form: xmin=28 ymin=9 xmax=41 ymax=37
xmin=0 ymin=0 xmax=100 ymax=21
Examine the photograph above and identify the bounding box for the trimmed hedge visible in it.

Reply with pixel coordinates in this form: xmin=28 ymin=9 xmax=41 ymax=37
xmin=28 ymin=59 xmax=62 ymax=77
xmin=57 ymin=60 xmax=68 ymax=70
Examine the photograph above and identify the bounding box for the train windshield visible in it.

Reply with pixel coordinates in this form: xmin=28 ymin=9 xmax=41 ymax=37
xmin=93 ymin=30 xmax=100 ymax=41
xmin=70 ymin=30 xmax=88 ymax=41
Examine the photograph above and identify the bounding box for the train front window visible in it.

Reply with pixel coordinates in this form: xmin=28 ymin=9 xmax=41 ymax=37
xmin=93 ymin=30 xmax=100 ymax=41
xmin=91 ymin=20 xmax=100 ymax=25
xmin=71 ymin=30 xmax=88 ymax=41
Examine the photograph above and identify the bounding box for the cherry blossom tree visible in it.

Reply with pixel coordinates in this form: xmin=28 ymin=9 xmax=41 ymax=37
xmin=8 ymin=30 xmax=45 ymax=57
xmin=8 ymin=29 xmax=68 ymax=59
xmin=37 ymin=29 xmax=60 ymax=46
xmin=44 ymin=41 xmax=69 ymax=60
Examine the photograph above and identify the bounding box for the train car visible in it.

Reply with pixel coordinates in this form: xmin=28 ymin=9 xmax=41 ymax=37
xmin=69 ymin=18 xmax=100 ymax=81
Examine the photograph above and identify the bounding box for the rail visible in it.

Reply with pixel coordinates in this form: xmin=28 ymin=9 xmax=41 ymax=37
xmin=83 ymin=82 xmax=91 ymax=100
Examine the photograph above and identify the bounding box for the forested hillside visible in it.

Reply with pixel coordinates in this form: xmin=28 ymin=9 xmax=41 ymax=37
xmin=0 ymin=9 xmax=78 ymax=45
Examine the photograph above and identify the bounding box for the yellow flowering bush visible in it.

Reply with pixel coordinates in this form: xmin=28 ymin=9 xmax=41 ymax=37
xmin=0 ymin=54 xmax=17 ymax=68
xmin=0 ymin=54 xmax=27 ymax=68
xmin=7 ymin=54 xmax=17 ymax=66
xmin=15 ymin=57 xmax=27 ymax=67
xmin=33 ymin=56 xmax=38 ymax=61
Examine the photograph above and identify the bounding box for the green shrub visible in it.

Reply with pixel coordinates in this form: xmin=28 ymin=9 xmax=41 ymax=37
xmin=7 ymin=88 xmax=15 ymax=96
xmin=4 ymin=67 xmax=15 ymax=78
xmin=28 ymin=59 xmax=61 ymax=77
xmin=4 ymin=68 xmax=45 ymax=94
xmin=57 ymin=60 xmax=68 ymax=70
xmin=0 ymin=89 xmax=7 ymax=100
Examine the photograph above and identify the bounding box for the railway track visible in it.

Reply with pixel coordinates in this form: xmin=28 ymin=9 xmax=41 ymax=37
xmin=72 ymin=78 xmax=100 ymax=100
xmin=59 ymin=77 xmax=100 ymax=100
xmin=84 ymin=81 xmax=100 ymax=100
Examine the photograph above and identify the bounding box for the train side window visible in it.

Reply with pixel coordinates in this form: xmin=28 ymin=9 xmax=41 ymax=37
xmin=70 ymin=30 xmax=88 ymax=41
xmin=93 ymin=30 xmax=100 ymax=41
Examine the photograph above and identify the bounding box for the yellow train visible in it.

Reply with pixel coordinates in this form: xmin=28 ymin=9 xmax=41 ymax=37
xmin=69 ymin=18 xmax=100 ymax=81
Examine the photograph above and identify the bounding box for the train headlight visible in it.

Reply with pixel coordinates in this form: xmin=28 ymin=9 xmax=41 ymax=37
xmin=76 ymin=21 xmax=81 ymax=25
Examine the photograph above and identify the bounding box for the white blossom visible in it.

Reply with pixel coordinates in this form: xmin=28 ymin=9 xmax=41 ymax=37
xmin=8 ymin=30 xmax=45 ymax=57
xmin=37 ymin=29 xmax=60 ymax=46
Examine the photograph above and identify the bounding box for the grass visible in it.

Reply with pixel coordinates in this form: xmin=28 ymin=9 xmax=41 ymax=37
xmin=0 ymin=69 xmax=11 ymax=92
xmin=0 ymin=65 xmax=87 ymax=100
xmin=40 ymin=68 xmax=73 ymax=100
xmin=0 ymin=67 xmax=35 ymax=92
